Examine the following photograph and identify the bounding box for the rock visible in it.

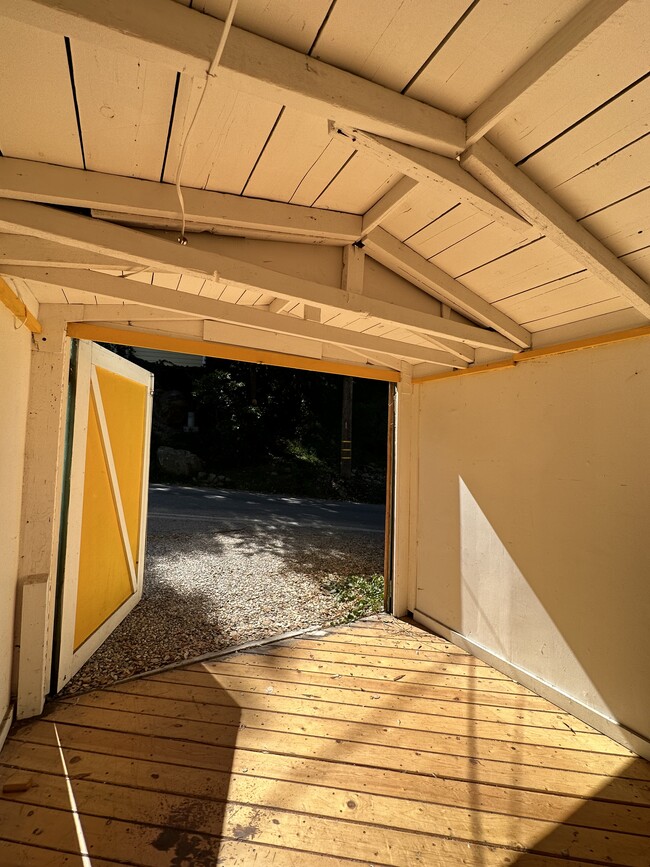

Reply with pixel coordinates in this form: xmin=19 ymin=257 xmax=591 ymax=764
xmin=157 ymin=446 xmax=203 ymax=478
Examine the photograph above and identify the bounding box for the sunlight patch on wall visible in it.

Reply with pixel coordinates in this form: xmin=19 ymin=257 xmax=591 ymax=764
xmin=458 ymin=477 xmax=612 ymax=717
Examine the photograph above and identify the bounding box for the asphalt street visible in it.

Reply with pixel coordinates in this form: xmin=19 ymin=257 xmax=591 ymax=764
xmin=147 ymin=484 xmax=386 ymax=534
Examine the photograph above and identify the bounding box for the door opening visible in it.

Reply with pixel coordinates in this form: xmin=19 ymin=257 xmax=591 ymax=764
xmin=54 ymin=340 xmax=393 ymax=696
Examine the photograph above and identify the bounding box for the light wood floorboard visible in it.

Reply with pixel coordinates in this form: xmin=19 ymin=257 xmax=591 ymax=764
xmin=2 ymin=615 xmax=649 ymax=865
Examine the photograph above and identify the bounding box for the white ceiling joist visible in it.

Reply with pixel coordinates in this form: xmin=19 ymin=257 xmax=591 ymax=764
xmin=0 ymin=157 xmax=360 ymax=244
xmin=0 ymin=233 xmax=131 ymax=269
xmin=361 ymin=177 xmax=419 ymax=236
xmin=2 ymin=0 xmax=465 ymax=156
xmin=335 ymin=127 xmax=531 ymax=234
xmin=363 ymin=228 xmax=532 ymax=348
xmin=461 ymin=140 xmax=650 ymax=318
xmin=0 ymin=202 xmax=518 ymax=351
xmin=466 ymin=0 xmax=630 ymax=145
xmin=6 ymin=266 xmax=465 ymax=368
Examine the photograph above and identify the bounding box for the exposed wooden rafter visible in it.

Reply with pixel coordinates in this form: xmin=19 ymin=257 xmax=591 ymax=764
xmin=466 ymin=0 xmax=630 ymax=145
xmin=3 ymin=266 xmax=468 ymax=367
xmin=361 ymin=177 xmax=419 ymax=236
xmin=334 ymin=126 xmax=531 ymax=234
xmin=2 ymin=0 xmax=465 ymax=155
xmin=0 ymin=157 xmax=360 ymax=244
xmin=363 ymin=228 xmax=532 ymax=348
xmin=0 ymin=203 xmax=519 ymax=351
xmin=460 ymin=140 xmax=650 ymax=319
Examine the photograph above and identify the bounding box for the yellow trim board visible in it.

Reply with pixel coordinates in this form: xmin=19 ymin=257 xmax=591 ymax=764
xmin=66 ymin=323 xmax=401 ymax=383
xmin=0 ymin=276 xmax=41 ymax=333
xmin=413 ymin=325 xmax=650 ymax=385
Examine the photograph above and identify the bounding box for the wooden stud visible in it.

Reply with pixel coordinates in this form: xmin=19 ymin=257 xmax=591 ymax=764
xmin=341 ymin=245 xmax=365 ymax=294
xmin=15 ymin=312 xmax=70 ymax=718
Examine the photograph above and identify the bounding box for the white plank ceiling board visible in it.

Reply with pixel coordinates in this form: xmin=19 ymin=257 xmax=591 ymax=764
xmin=178 ymin=275 xmax=207 ymax=296
xmin=458 ymin=238 xmax=585 ymax=304
xmin=379 ymin=185 xmax=462 ymax=242
xmin=289 ymin=137 xmax=356 ymax=207
xmin=581 ymin=188 xmax=650 ymax=256
xmin=151 ymin=273 xmax=182 ymax=290
xmin=405 ymin=0 xmax=588 ymax=115
xmin=405 ymin=204 xmax=492 ymax=260
xmin=0 ymin=18 xmax=82 ymax=167
xmin=195 ymin=0 xmax=333 ymax=53
xmin=70 ymin=42 xmax=177 ymax=181
xmin=621 ymin=246 xmax=650 ymax=282
xmin=542 ymin=134 xmax=650 ymax=218
xmin=520 ymin=75 xmax=650 ymax=189
xmin=241 ymin=111 xmax=332 ymax=201
xmin=15 ymin=278 xmax=66 ymax=304
xmin=312 ymin=153 xmax=400 ymax=214
xmin=523 ymin=296 xmax=630 ymax=331
xmin=431 ymin=222 xmax=541 ymax=277
xmin=489 ymin=1 xmax=650 ymax=162
xmin=531 ymin=305 xmax=647 ymax=344
xmin=496 ymin=271 xmax=614 ymax=323
xmin=310 ymin=0 xmax=472 ymax=92
xmin=162 ymin=76 xmax=282 ymax=192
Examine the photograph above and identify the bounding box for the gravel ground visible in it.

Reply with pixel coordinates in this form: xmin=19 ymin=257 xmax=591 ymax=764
xmin=62 ymin=521 xmax=384 ymax=695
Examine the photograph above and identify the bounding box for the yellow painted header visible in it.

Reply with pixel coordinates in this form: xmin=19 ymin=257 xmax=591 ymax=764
xmin=67 ymin=323 xmax=401 ymax=383
xmin=413 ymin=325 xmax=650 ymax=385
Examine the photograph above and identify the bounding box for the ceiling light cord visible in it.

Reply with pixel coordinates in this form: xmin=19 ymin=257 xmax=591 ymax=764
xmin=175 ymin=0 xmax=240 ymax=246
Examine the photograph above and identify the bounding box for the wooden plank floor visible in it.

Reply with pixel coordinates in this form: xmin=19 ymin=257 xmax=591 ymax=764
xmin=1 ymin=615 xmax=649 ymax=866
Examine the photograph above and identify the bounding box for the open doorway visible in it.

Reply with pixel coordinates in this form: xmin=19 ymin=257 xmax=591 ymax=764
xmin=58 ymin=343 xmax=391 ymax=695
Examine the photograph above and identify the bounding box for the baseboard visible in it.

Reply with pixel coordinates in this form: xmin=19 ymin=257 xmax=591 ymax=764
xmin=0 ymin=703 xmax=14 ymax=754
xmin=413 ymin=608 xmax=650 ymax=761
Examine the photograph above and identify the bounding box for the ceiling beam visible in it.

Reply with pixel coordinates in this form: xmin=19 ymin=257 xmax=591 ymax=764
xmin=67 ymin=322 xmax=401 ymax=382
xmin=3 ymin=0 xmax=465 ymax=156
xmin=334 ymin=126 xmax=531 ymax=234
xmin=361 ymin=177 xmax=419 ymax=236
xmin=0 ymin=202 xmax=518 ymax=350
xmin=363 ymin=228 xmax=532 ymax=348
xmin=466 ymin=0 xmax=630 ymax=145
xmin=460 ymin=140 xmax=650 ymax=318
xmin=0 ymin=233 xmax=132 ymax=269
xmin=8 ymin=266 xmax=466 ymax=367
xmin=0 ymin=157 xmax=360 ymax=244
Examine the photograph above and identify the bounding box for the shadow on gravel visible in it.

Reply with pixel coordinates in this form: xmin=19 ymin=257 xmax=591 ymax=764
xmin=60 ymin=519 xmax=384 ymax=696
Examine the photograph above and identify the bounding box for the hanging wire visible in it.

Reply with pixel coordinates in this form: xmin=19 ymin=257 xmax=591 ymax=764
xmin=174 ymin=0 xmax=240 ymax=245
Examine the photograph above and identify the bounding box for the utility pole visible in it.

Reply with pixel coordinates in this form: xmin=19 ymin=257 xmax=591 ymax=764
xmin=340 ymin=376 xmax=353 ymax=478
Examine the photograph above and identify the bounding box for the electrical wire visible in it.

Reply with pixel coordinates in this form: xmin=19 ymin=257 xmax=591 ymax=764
xmin=174 ymin=0 xmax=240 ymax=245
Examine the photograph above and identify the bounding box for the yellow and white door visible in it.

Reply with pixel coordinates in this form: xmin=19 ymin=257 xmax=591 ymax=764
xmin=55 ymin=341 xmax=153 ymax=691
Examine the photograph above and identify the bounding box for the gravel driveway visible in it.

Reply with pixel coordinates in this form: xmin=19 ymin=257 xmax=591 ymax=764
xmin=62 ymin=489 xmax=385 ymax=695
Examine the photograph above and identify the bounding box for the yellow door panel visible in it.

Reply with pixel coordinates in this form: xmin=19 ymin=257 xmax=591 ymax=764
xmin=74 ymin=392 xmax=134 ymax=650
xmin=95 ymin=366 xmax=148 ymax=566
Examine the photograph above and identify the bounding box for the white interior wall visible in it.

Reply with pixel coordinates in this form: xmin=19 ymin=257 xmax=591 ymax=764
xmin=414 ymin=337 xmax=650 ymax=745
xmin=0 ymin=303 xmax=32 ymax=736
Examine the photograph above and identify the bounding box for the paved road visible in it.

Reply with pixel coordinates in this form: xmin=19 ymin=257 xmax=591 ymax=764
xmin=147 ymin=484 xmax=385 ymax=533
